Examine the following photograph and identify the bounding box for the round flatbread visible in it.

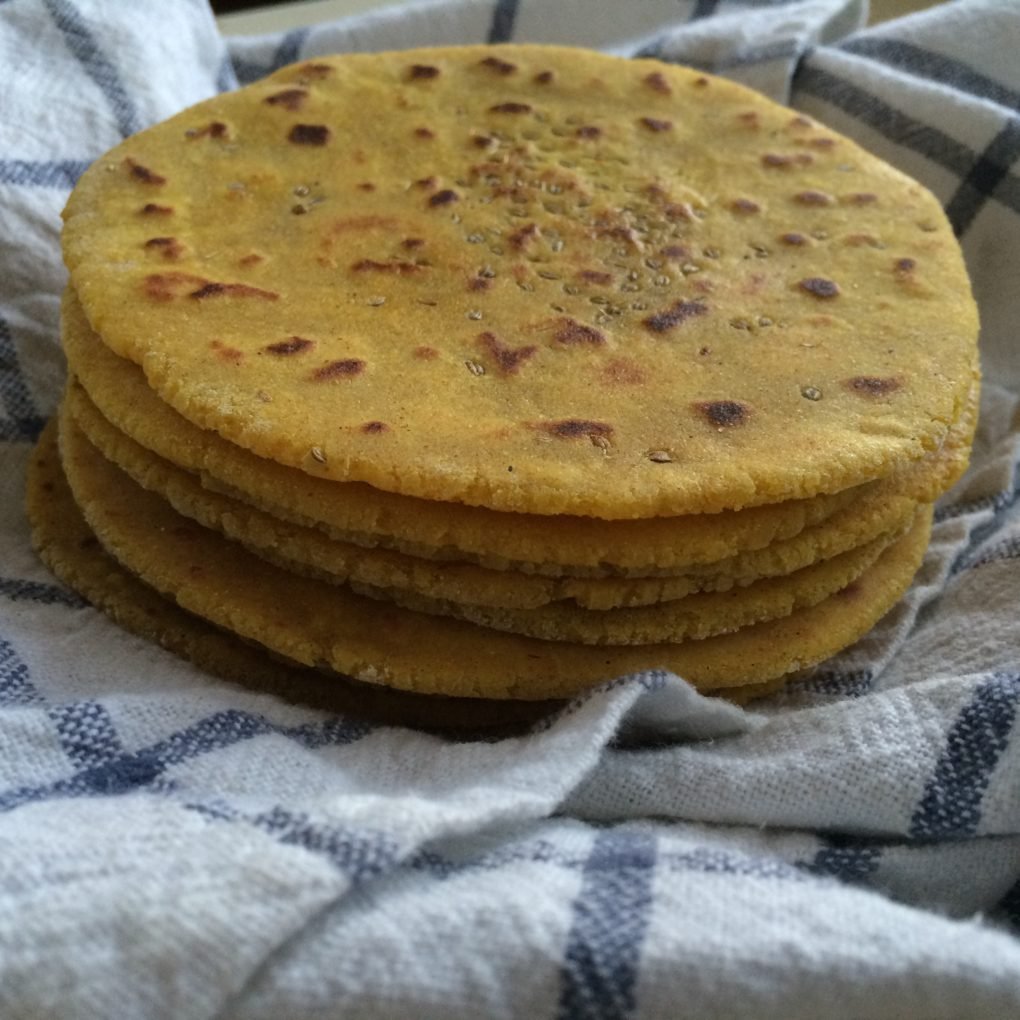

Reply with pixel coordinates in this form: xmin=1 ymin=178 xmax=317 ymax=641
xmin=62 ymin=288 xmax=974 ymax=578
xmin=64 ymin=384 xmax=903 ymax=640
xmin=55 ymin=405 xmax=934 ymax=700
xmin=68 ymin=377 xmax=920 ymax=629
xmin=354 ymin=530 xmax=898 ymax=644
xmin=62 ymin=44 xmax=978 ymax=518
xmin=25 ymin=419 xmax=561 ymax=732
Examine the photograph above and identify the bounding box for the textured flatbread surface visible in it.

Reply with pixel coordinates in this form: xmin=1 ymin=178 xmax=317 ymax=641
xmin=63 ymin=382 xmax=901 ymax=639
xmin=356 ymin=531 xmax=899 ymax=644
xmin=67 ymin=377 xmax=939 ymax=624
xmin=62 ymin=44 xmax=978 ymax=518
xmin=53 ymin=405 xmax=933 ymax=700
xmin=26 ymin=418 xmax=789 ymax=716
xmin=62 ymin=289 xmax=974 ymax=578
xmin=25 ymin=420 xmax=561 ymax=731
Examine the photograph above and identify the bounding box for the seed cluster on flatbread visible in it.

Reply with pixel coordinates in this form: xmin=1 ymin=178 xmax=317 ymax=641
xmin=27 ymin=45 xmax=980 ymax=726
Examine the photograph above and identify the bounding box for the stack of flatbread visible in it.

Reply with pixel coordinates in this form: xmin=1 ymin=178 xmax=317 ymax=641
xmin=27 ymin=45 xmax=980 ymax=726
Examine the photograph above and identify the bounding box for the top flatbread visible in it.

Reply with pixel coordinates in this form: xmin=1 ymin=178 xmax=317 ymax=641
xmin=62 ymin=44 xmax=978 ymax=517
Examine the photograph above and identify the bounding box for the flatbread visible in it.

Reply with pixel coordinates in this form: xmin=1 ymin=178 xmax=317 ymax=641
xmin=62 ymin=288 xmax=974 ymax=579
xmin=65 ymin=385 xmax=903 ymax=640
xmin=55 ymin=405 xmax=934 ymax=700
xmin=25 ymin=419 xmax=560 ymax=732
xmin=355 ymin=530 xmax=900 ymax=644
xmin=68 ymin=377 xmax=922 ymax=630
xmin=62 ymin=44 xmax=978 ymax=517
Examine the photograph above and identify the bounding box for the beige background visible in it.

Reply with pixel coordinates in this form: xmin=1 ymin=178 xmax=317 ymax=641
xmin=218 ymin=0 xmax=943 ymax=36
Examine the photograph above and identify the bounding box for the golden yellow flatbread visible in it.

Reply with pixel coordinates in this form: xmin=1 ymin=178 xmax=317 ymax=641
xmin=64 ymin=383 xmax=903 ymax=641
xmin=36 ymin=43 xmax=979 ymax=714
xmin=62 ymin=45 xmax=978 ymax=518
xmin=54 ymin=404 xmax=934 ymax=700
xmin=62 ymin=288 xmax=974 ymax=580
xmin=25 ymin=420 xmax=560 ymax=731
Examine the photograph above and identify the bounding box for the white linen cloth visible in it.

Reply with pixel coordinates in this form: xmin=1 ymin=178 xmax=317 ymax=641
xmin=1 ymin=1 xmax=1018 ymax=1017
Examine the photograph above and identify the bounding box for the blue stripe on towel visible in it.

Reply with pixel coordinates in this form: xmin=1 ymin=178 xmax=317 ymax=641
xmin=557 ymin=829 xmax=657 ymax=1020
xmin=42 ymin=0 xmax=142 ymax=138
xmin=487 ymin=0 xmax=520 ymax=43
xmin=795 ymin=64 xmax=1020 ymax=233
xmin=910 ymin=673 xmax=1020 ymax=838
xmin=0 ymin=637 xmax=43 ymax=707
xmin=691 ymin=0 xmax=721 ymax=19
xmin=0 ymin=709 xmax=373 ymax=813
xmin=0 ymin=159 xmax=90 ymax=188
xmin=232 ymin=26 xmax=310 ymax=86
xmin=49 ymin=701 xmax=124 ymax=769
xmin=997 ymin=876 xmax=1020 ymax=934
xmin=945 ymin=119 xmax=1020 ymax=236
xmin=802 ymin=835 xmax=882 ymax=884
xmin=0 ymin=577 xmax=83 ymax=608
xmin=254 ymin=806 xmax=401 ymax=880
xmin=841 ymin=37 xmax=1020 ymax=112
xmin=0 ymin=314 xmax=48 ymax=442
xmin=271 ymin=26 xmax=309 ymax=71
xmin=1 ymin=315 xmax=39 ymax=419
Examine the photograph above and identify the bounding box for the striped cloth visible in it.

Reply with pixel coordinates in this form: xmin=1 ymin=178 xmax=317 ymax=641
xmin=2 ymin=1 xmax=1019 ymax=1016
